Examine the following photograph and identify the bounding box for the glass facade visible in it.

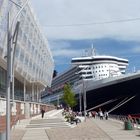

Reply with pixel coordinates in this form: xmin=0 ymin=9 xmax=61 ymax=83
xmin=14 ymin=78 xmax=24 ymax=100
xmin=0 ymin=65 xmax=25 ymax=101
xmin=0 ymin=0 xmax=54 ymax=101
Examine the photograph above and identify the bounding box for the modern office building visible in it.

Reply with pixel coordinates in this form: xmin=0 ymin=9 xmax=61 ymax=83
xmin=0 ymin=1 xmax=55 ymax=135
xmin=0 ymin=0 xmax=54 ymax=102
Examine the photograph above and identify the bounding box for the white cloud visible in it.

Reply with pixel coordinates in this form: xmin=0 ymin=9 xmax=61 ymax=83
xmin=49 ymin=40 xmax=83 ymax=57
xmin=53 ymin=49 xmax=80 ymax=57
xmin=31 ymin=0 xmax=140 ymax=41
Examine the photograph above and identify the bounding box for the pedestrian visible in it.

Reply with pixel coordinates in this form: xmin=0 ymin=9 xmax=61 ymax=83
xmin=91 ymin=111 xmax=96 ymax=118
xmin=99 ymin=108 xmax=103 ymax=120
xmin=104 ymin=111 xmax=109 ymax=120
xmin=41 ymin=107 xmax=45 ymax=118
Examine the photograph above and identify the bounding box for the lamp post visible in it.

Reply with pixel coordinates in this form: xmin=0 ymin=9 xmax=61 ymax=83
xmin=57 ymin=94 xmax=60 ymax=106
xmin=82 ymin=78 xmax=87 ymax=122
xmin=6 ymin=12 xmax=11 ymax=140
xmin=79 ymin=89 xmax=82 ymax=113
xmin=6 ymin=1 xmax=29 ymax=140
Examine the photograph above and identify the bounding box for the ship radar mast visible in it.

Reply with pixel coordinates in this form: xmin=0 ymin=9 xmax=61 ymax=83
xmin=82 ymin=44 xmax=96 ymax=56
xmin=91 ymin=44 xmax=96 ymax=56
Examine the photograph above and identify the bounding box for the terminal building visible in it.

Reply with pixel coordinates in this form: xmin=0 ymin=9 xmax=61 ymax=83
xmin=0 ymin=0 xmax=54 ymax=133
xmin=0 ymin=0 xmax=54 ymax=102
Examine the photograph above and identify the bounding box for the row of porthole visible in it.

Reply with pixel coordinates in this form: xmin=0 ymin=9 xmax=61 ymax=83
xmin=99 ymin=74 xmax=108 ymax=76
xmin=92 ymin=65 xmax=107 ymax=69
xmin=84 ymin=73 xmax=108 ymax=77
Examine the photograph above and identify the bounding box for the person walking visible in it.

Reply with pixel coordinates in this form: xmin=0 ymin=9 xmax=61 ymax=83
xmin=104 ymin=111 xmax=109 ymax=120
xmin=99 ymin=108 xmax=104 ymax=120
xmin=41 ymin=107 xmax=45 ymax=118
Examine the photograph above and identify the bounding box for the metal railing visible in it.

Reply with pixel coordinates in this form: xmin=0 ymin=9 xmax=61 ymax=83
xmin=109 ymin=114 xmax=140 ymax=129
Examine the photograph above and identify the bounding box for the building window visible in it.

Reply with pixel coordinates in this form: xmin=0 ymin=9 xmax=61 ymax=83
xmin=20 ymin=50 xmax=24 ymax=61
xmin=15 ymin=46 xmax=20 ymax=57
xmin=0 ymin=66 xmax=6 ymax=93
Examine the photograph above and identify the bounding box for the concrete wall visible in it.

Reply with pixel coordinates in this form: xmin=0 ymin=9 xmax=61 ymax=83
xmin=0 ymin=98 xmax=55 ymax=133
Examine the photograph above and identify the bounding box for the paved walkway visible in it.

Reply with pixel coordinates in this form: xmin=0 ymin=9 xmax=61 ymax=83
xmin=11 ymin=110 xmax=140 ymax=140
xmin=11 ymin=109 xmax=72 ymax=140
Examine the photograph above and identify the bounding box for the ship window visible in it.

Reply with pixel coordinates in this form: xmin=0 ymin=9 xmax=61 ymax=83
xmin=87 ymin=72 xmax=91 ymax=74
xmin=86 ymin=76 xmax=93 ymax=79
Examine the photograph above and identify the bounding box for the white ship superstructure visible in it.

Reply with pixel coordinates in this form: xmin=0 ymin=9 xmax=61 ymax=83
xmin=71 ymin=50 xmax=128 ymax=80
xmin=0 ymin=0 xmax=54 ymax=101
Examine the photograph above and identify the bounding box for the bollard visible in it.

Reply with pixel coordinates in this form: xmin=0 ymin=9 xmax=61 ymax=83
xmin=137 ymin=118 xmax=140 ymax=124
xmin=124 ymin=120 xmax=133 ymax=130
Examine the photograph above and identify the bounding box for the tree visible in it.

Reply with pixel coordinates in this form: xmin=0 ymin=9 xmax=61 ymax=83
xmin=62 ymin=83 xmax=77 ymax=108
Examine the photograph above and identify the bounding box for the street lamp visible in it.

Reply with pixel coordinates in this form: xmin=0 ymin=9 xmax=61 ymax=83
xmin=6 ymin=1 xmax=29 ymax=140
xmin=82 ymin=78 xmax=87 ymax=122
xmin=79 ymin=89 xmax=82 ymax=113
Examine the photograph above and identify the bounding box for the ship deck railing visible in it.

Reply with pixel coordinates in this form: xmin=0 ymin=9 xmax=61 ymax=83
xmin=109 ymin=114 xmax=140 ymax=130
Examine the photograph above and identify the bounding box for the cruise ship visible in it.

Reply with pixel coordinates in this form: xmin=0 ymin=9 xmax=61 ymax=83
xmin=72 ymin=48 xmax=140 ymax=116
xmin=42 ymin=48 xmax=140 ymax=116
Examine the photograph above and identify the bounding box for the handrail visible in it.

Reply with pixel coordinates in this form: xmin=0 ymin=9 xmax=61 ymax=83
xmin=108 ymin=96 xmax=136 ymax=113
xmin=87 ymin=99 xmax=117 ymax=112
xmin=109 ymin=114 xmax=140 ymax=128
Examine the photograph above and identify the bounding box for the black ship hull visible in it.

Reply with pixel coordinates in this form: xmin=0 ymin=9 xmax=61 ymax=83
xmin=75 ymin=72 xmax=140 ymax=116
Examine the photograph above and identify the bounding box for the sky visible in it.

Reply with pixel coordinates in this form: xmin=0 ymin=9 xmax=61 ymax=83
xmin=30 ymin=0 xmax=140 ymax=74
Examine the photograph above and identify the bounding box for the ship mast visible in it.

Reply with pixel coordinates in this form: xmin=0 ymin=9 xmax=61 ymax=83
xmin=91 ymin=44 xmax=96 ymax=56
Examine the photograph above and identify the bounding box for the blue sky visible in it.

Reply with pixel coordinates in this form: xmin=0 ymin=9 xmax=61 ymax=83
xmin=30 ymin=0 xmax=140 ymax=74
xmin=49 ymin=38 xmax=140 ymax=73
